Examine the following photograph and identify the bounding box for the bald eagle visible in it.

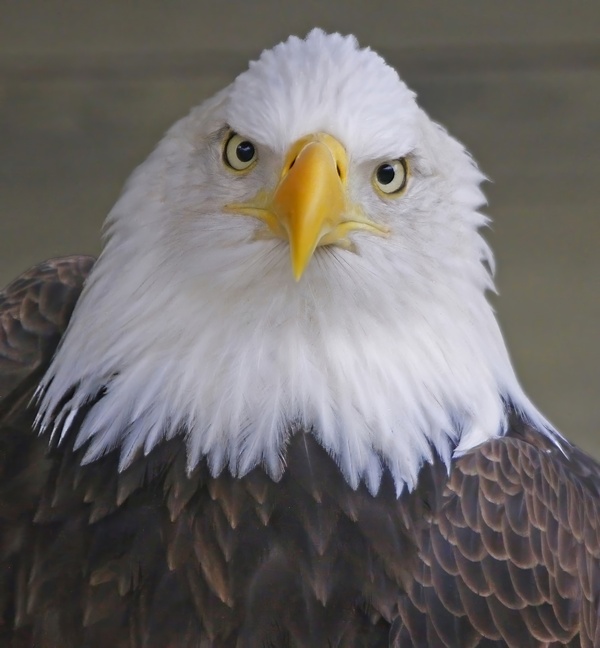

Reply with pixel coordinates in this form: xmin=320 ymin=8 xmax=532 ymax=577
xmin=1 ymin=30 xmax=599 ymax=647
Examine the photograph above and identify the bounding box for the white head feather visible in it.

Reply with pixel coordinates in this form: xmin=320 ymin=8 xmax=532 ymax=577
xmin=38 ymin=30 xmax=554 ymax=495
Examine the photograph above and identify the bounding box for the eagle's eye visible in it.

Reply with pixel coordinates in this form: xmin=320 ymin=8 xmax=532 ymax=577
xmin=373 ymin=158 xmax=408 ymax=195
xmin=224 ymin=133 xmax=258 ymax=171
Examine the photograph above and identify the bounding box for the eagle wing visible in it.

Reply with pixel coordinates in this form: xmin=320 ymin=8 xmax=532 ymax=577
xmin=397 ymin=422 xmax=600 ymax=647
xmin=0 ymin=256 xmax=95 ymax=410
xmin=0 ymin=257 xmax=94 ymax=645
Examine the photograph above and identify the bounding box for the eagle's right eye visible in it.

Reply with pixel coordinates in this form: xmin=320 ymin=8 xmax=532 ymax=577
xmin=224 ymin=133 xmax=258 ymax=171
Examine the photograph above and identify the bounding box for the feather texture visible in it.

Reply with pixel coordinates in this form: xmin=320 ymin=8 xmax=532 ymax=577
xmin=1 ymin=259 xmax=600 ymax=646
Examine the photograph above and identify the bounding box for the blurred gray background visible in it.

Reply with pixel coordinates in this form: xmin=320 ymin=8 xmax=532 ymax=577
xmin=0 ymin=2 xmax=598 ymax=454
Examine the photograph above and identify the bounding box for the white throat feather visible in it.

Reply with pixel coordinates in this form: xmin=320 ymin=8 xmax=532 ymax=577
xmin=37 ymin=30 xmax=556 ymax=496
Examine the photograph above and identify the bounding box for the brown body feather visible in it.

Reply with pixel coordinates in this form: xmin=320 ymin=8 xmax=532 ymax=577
xmin=1 ymin=259 xmax=600 ymax=647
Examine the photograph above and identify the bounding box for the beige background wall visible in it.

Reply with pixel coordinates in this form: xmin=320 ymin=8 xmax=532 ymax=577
xmin=0 ymin=2 xmax=598 ymax=454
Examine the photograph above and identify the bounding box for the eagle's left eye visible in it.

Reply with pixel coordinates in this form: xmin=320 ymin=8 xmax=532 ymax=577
xmin=224 ymin=133 xmax=258 ymax=171
xmin=373 ymin=158 xmax=408 ymax=195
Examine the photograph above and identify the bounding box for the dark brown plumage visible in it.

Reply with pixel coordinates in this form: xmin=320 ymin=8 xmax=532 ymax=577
xmin=1 ymin=257 xmax=600 ymax=647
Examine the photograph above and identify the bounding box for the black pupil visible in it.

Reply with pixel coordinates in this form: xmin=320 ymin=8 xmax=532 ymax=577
xmin=376 ymin=163 xmax=395 ymax=185
xmin=236 ymin=141 xmax=255 ymax=162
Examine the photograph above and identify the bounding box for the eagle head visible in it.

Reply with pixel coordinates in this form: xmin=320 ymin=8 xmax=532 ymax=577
xmin=38 ymin=30 xmax=549 ymax=495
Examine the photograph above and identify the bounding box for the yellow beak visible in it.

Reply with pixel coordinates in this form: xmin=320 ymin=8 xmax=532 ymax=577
xmin=272 ymin=134 xmax=347 ymax=280
xmin=226 ymin=133 xmax=388 ymax=281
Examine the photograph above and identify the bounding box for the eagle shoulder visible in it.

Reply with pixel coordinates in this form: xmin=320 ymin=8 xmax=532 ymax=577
xmin=396 ymin=420 xmax=600 ymax=647
xmin=0 ymin=256 xmax=94 ymax=414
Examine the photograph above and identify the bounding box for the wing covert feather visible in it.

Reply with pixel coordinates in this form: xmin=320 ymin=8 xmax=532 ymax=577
xmin=398 ymin=427 xmax=600 ymax=647
xmin=0 ymin=256 xmax=94 ymax=408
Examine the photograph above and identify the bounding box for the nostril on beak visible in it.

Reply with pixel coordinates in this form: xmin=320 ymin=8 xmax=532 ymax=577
xmin=336 ymin=164 xmax=342 ymax=179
